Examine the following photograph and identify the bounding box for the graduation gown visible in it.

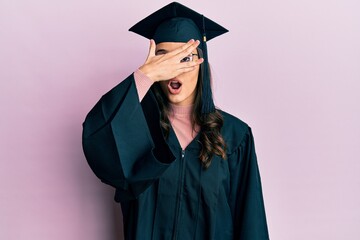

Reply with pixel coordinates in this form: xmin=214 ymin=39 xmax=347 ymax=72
xmin=82 ymin=74 xmax=269 ymax=240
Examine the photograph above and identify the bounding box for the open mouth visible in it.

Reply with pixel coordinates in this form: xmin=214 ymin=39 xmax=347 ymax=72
xmin=168 ymin=79 xmax=182 ymax=94
xmin=170 ymin=81 xmax=182 ymax=89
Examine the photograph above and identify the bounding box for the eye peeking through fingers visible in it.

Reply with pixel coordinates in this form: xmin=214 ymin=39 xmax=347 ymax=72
xmin=180 ymin=53 xmax=198 ymax=63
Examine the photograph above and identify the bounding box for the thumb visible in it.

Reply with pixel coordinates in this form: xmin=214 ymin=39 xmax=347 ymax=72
xmin=146 ymin=39 xmax=156 ymax=59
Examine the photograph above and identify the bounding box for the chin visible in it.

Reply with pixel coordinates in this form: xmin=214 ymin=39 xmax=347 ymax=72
xmin=166 ymin=96 xmax=184 ymax=104
xmin=167 ymin=94 xmax=194 ymax=106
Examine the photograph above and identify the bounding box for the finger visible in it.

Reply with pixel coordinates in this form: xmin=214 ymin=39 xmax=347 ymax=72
xmin=166 ymin=39 xmax=196 ymax=57
xmin=173 ymin=59 xmax=203 ymax=76
xmin=174 ymin=40 xmax=201 ymax=60
xmin=146 ymin=39 xmax=156 ymax=59
xmin=175 ymin=66 xmax=197 ymax=75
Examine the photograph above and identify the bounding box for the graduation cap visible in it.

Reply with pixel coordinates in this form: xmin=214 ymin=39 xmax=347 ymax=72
xmin=129 ymin=2 xmax=228 ymax=114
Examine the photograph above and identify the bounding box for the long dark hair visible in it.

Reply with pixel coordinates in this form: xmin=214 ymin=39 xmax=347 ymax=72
xmin=151 ymin=48 xmax=227 ymax=168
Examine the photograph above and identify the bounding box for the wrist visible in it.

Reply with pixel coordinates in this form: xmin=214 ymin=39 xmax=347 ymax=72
xmin=138 ymin=66 xmax=156 ymax=82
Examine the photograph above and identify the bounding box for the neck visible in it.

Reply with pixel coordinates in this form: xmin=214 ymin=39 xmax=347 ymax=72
xmin=169 ymin=103 xmax=194 ymax=116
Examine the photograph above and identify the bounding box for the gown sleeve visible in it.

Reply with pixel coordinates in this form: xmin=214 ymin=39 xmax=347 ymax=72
xmin=228 ymin=127 xmax=269 ymax=239
xmin=82 ymin=74 xmax=175 ymax=202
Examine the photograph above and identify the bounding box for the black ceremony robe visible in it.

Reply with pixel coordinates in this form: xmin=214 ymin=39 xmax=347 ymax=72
xmin=82 ymin=74 xmax=269 ymax=240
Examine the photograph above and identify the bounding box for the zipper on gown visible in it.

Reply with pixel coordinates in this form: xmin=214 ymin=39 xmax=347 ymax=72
xmin=172 ymin=149 xmax=186 ymax=240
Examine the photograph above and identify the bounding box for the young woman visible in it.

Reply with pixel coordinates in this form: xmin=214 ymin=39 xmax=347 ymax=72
xmin=82 ymin=2 xmax=269 ymax=240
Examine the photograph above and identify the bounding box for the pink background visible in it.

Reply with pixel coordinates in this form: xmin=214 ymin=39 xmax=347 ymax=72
xmin=1 ymin=0 xmax=359 ymax=239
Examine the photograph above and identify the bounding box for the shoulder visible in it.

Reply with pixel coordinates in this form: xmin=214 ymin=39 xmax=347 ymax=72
xmin=217 ymin=109 xmax=252 ymax=154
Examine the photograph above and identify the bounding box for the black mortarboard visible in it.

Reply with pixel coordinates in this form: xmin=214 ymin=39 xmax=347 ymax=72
xmin=129 ymin=2 xmax=228 ymax=114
